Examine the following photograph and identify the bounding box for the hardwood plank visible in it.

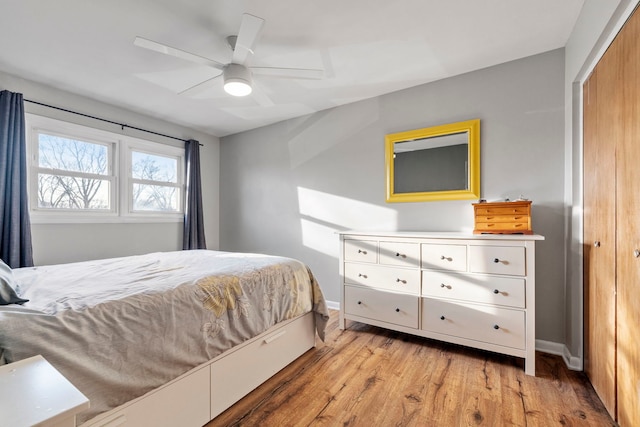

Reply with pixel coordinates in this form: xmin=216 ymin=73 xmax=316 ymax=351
xmin=207 ymin=310 xmax=615 ymax=426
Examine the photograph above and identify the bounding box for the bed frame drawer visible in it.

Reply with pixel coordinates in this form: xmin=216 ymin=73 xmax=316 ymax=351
xmin=210 ymin=312 xmax=315 ymax=418
xmin=81 ymin=313 xmax=315 ymax=427
xmin=86 ymin=364 xmax=210 ymax=427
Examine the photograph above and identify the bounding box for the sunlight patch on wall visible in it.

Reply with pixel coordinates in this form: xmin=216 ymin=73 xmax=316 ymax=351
xmin=298 ymin=187 xmax=397 ymax=255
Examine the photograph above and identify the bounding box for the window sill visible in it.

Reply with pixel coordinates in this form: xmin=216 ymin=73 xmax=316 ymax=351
xmin=29 ymin=213 xmax=183 ymax=224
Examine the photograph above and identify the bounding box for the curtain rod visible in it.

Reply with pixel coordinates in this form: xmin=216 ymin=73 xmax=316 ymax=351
xmin=24 ymin=99 xmax=192 ymax=144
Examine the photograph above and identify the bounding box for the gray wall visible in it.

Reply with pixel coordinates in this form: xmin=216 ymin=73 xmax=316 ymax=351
xmin=0 ymin=71 xmax=220 ymax=265
xmin=220 ymin=49 xmax=566 ymax=344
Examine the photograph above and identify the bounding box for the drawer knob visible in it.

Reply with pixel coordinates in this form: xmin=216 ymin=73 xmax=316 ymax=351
xmin=358 ymin=273 xmax=367 ymax=278
xmin=440 ymin=315 xmax=445 ymax=320
xmin=440 ymin=283 xmax=445 ymax=288
xmin=357 ymin=301 xmax=362 ymax=305
xmin=493 ymin=324 xmax=500 ymax=330
xmin=396 ymin=278 xmax=407 ymax=284
xmin=395 ymin=308 xmax=400 ymax=313
xmin=358 ymin=249 xmax=367 ymax=254
xmin=594 ymin=241 xmax=600 ymax=248
xmin=493 ymin=289 xmax=500 ymax=294
xmin=493 ymin=258 xmax=500 ymax=263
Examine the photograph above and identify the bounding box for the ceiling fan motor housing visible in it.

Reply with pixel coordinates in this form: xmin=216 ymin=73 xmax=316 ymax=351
xmin=223 ymin=63 xmax=253 ymax=96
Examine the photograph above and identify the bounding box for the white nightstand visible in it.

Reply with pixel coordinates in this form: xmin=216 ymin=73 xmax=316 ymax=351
xmin=0 ymin=355 xmax=89 ymax=427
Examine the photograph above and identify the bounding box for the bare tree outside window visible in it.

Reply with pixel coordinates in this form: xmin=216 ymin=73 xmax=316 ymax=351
xmin=131 ymin=151 xmax=180 ymax=212
xmin=37 ymin=134 xmax=111 ymax=210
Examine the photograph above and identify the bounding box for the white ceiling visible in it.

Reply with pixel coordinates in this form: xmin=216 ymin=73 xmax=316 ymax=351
xmin=0 ymin=0 xmax=584 ymax=137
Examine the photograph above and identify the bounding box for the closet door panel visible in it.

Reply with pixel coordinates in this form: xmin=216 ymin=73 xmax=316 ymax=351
xmin=616 ymin=7 xmax=640 ymax=425
xmin=583 ymin=58 xmax=617 ymax=417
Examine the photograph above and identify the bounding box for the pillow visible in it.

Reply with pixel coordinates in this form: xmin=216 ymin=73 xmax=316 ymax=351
xmin=0 ymin=259 xmax=28 ymax=305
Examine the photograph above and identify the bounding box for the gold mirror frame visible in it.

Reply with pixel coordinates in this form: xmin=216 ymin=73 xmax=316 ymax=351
xmin=385 ymin=119 xmax=480 ymax=202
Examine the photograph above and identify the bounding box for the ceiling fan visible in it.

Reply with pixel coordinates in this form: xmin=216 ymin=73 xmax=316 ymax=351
xmin=134 ymin=13 xmax=324 ymax=105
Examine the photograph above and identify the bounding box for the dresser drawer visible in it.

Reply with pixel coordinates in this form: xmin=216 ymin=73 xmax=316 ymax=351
xmin=422 ymin=271 xmax=525 ymax=308
xmin=421 ymin=298 xmax=525 ymax=349
xmin=345 ymin=285 xmax=419 ymax=328
xmin=421 ymin=244 xmax=467 ymax=271
xmin=469 ymin=246 xmax=525 ymax=276
xmin=344 ymin=239 xmax=378 ymax=263
xmin=474 ymin=206 xmax=530 ymax=215
xmin=474 ymin=222 xmax=530 ymax=233
xmin=475 ymin=215 xmax=529 ymax=223
xmin=344 ymin=263 xmax=420 ymax=294
xmin=379 ymin=241 xmax=420 ymax=268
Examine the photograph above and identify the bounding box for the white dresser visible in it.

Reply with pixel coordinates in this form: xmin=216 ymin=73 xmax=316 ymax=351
xmin=338 ymin=231 xmax=544 ymax=375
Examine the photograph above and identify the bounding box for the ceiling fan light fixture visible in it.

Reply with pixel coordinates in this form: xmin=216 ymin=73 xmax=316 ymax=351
xmin=223 ymin=64 xmax=253 ymax=96
xmin=224 ymin=80 xmax=252 ymax=96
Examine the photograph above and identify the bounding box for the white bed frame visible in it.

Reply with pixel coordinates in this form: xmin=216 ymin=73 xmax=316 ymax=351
xmin=80 ymin=312 xmax=316 ymax=427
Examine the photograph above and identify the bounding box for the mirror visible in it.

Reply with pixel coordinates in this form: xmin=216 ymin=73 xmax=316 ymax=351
xmin=385 ymin=119 xmax=480 ymax=202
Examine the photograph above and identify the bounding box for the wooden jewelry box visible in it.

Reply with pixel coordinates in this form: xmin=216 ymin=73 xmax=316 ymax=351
xmin=472 ymin=200 xmax=533 ymax=234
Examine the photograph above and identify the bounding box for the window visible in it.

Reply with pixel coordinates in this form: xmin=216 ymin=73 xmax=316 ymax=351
xmin=35 ymin=132 xmax=115 ymax=212
xmin=129 ymin=149 xmax=180 ymax=212
xmin=27 ymin=115 xmax=184 ymax=222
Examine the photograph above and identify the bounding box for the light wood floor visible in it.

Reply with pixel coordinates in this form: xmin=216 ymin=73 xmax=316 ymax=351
xmin=207 ymin=310 xmax=614 ymax=427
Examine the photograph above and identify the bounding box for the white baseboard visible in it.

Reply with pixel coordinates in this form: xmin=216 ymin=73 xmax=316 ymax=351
xmin=326 ymin=300 xmax=583 ymax=371
xmin=536 ymin=339 xmax=582 ymax=371
xmin=325 ymin=299 xmax=340 ymax=311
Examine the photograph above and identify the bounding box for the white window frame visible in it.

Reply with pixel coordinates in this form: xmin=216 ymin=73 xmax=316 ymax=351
xmin=122 ymin=137 xmax=184 ymax=218
xmin=26 ymin=114 xmax=185 ymax=223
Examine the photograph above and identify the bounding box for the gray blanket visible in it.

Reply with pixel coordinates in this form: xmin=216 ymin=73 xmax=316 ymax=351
xmin=0 ymin=250 xmax=329 ymax=425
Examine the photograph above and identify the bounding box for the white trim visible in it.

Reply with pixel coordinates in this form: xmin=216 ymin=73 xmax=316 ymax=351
xmin=325 ymin=300 xmax=340 ymax=311
xmin=29 ymin=214 xmax=182 ymax=224
xmin=536 ymin=339 xmax=582 ymax=371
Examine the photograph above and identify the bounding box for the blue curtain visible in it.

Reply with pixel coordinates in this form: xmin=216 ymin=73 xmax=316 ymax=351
xmin=0 ymin=90 xmax=33 ymax=267
xmin=183 ymin=139 xmax=207 ymax=250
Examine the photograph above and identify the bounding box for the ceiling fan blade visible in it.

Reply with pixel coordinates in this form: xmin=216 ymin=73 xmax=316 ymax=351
xmin=232 ymin=14 xmax=265 ymax=64
xmin=178 ymin=74 xmax=222 ymax=97
xmin=250 ymin=66 xmax=324 ymax=80
xmin=134 ymin=36 xmax=225 ymax=70
xmin=250 ymin=83 xmax=275 ymax=107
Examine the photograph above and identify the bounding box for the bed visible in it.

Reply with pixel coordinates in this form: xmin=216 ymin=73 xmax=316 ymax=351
xmin=0 ymin=250 xmax=329 ymax=426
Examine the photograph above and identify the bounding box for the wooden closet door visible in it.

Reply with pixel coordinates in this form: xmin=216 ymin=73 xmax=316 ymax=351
xmin=583 ymin=58 xmax=617 ymax=417
xmin=616 ymin=6 xmax=640 ymax=425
